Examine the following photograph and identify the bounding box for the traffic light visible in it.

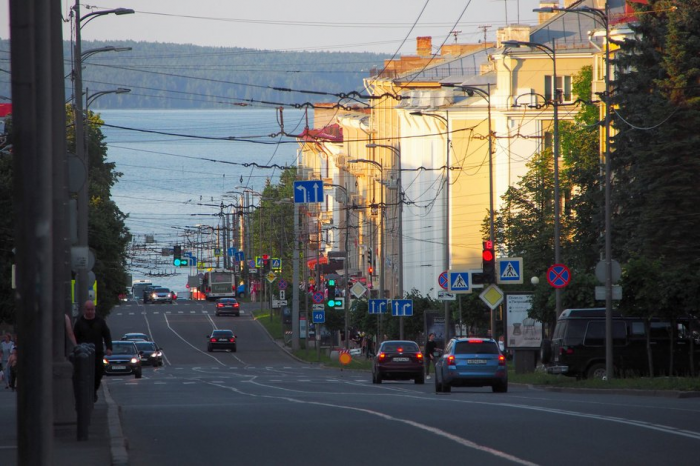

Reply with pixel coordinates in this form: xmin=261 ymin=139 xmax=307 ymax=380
xmin=173 ymin=245 xmax=182 ymax=267
xmin=327 ymin=279 xmax=336 ymax=299
xmin=262 ymin=254 xmax=270 ymax=271
xmin=482 ymin=240 xmax=495 ymax=283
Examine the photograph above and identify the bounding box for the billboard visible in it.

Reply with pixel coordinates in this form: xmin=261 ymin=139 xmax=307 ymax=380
xmin=504 ymin=293 xmax=541 ymax=349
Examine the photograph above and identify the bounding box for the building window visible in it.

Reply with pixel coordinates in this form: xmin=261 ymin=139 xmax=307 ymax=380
xmin=544 ymin=75 xmax=572 ymax=103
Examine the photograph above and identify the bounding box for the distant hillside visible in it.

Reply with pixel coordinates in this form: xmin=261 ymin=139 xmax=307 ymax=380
xmin=0 ymin=39 xmax=390 ymax=109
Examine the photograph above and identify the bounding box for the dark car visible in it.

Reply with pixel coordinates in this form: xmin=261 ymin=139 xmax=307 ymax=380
xmin=142 ymin=285 xmax=160 ymax=303
xmin=541 ymin=308 xmax=700 ymax=379
xmin=104 ymin=341 xmax=142 ymax=378
xmin=121 ymin=332 xmax=151 ymax=342
xmin=372 ymin=340 xmax=424 ymax=384
xmin=134 ymin=340 xmax=164 ymax=367
xmin=435 ymin=337 xmax=507 ymax=393
xmin=215 ymin=298 xmax=240 ymax=317
xmin=207 ymin=329 xmax=237 ymax=352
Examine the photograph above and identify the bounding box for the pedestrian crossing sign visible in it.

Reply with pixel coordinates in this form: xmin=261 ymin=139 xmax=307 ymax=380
xmin=448 ymin=271 xmax=472 ymax=293
xmin=496 ymin=258 xmax=523 ymax=284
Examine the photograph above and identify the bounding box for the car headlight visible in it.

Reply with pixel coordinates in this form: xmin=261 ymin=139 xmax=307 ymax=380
xmin=130 ymin=357 xmax=139 ymax=364
xmin=150 ymin=352 xmax=158 ymax=357
xmin=103 ymin=358 xmax=109 ymax=365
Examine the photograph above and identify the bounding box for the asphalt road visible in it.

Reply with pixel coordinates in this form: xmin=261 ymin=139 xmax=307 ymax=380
xmin=106 ymin=299 xmax=700 ymax=466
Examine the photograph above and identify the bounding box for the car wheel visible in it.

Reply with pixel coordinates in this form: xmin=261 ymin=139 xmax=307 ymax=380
xmin=207 ymin=345 xmax=213 ymax=352
xmin=375 ymin=372 xmax=382 ymax=384
xmin=540 ymin=339 xmax=553 ymax=364
xmin=435 ymin=375 xmax=443 ymax=393
xmin=215 ymin=312 xmax=220 ymax=317
xmin=492 ymin=381 xmax=508 ymax=393
xmin=232 ymin=345 xmax=237 ymax=353
xmin=586 ymin=363 xmax=609 ymax=380
xmin=415 ymin=375 xmax=425 ymax=385
xmin=135 ymin=368 xmax=142 ymax=379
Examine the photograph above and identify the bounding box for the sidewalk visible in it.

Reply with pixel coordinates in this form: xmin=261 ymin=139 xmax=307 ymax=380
xmin=0 ymin=381 xmax=127 ymax=466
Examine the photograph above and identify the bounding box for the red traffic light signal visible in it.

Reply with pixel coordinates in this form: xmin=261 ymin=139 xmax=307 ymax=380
xmin=482 ymin=240 xmax=495 ymax=283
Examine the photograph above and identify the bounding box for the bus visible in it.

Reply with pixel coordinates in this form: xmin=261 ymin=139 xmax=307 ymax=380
xmin=131 ymin=279 xmax=153 ymax=301
xmin=202 ymin=270 xmax=235 ymax=301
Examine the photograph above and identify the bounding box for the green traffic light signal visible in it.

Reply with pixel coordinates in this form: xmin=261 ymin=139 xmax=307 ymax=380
xmin=173 ymin=258 xmax=181 ymax=267
xmin=328 ymin=279 xmax=335 ymax=286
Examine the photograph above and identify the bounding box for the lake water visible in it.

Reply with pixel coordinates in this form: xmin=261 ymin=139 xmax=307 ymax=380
xmin=100 ymin=108 xmax=309 ymax=292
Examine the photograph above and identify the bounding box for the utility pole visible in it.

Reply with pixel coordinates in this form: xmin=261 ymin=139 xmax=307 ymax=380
xmin=11 ymin=1 xmax=57 ymax=462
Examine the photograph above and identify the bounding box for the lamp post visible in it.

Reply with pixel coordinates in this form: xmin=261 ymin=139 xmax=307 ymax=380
xmin=535 ymin=3 xmax=614 ymax=379
xmin=503 ymin=39 xmax=562 ymax=318
xmin=72 ymin=1 xmax=134 ymax=315
xmin=366 ymin=143 xmax=405 ymax=339
xmin=410 ymin=110 xmax=452 ymax=343
xmin=445 ymin=83 xmax=496 ymax=337
xmin=325 ymin=184 xmax=351 ymax=348
xmin=349 ymin=158 xmax=385 ymax=342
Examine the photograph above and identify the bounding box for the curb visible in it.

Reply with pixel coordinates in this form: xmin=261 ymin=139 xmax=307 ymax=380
xmin=513 ymin=383 xmax=700 ymax=398
xmin=102 ymin=381 xmax=129 ymax=466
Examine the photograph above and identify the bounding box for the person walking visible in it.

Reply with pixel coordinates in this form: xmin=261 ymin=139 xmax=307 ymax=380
xmin=6 ymin=345 xmax=17 ymax=391
xmin=1 ymin=333 xmax=14 ymax=389
xmin=424 ymin=333 xmax=437 ymax=380
xmin=73 ymin=300 xmax=113 ymax=401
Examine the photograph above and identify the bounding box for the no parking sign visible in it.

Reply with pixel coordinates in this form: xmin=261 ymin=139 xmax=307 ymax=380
xmin=547 ymin=264 xmax=571 ymax=289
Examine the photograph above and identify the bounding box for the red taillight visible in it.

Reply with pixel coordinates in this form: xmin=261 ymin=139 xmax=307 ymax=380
xmin=217 ymin=303 xmax=223 ymax=308
xmin=210 ymin=338 xmax=217 ymax=342
xmin=468 ymin=339 xmax=483 ymax=343
xmin=447 ymin=355 xmax=456 ymax=366
xmin=378 ymin=352 xmax=386 ymax=361
xmin=416 ymin=353 xmax=424 ymax=360
xmin=560 ymin=347 xmax=574 ymax=355
xmin=498 ymin=354 xmax=506 ymax=366
xmin=229 ymin=338 xmax=235 ymax=342
xmin=234 ymin=303 xmax=239 ymax=308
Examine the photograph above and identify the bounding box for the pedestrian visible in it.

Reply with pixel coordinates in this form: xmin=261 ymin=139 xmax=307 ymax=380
xmin=424 ymin=333 xmax=437 ymax=380
xmin=7 ymin=345 xmax=17 ymax=391
xmin=73 ymin=300 xmax=113 ymax=402
xmin=1 ymin=333 xmax=14 ymax=389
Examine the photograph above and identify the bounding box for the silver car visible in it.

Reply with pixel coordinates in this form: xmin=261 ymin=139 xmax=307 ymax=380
xmin=149 ymin=287 xmax=173 ymax=304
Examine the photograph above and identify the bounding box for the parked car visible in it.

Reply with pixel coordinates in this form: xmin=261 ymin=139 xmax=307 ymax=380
xmin=541 ymin=308 xmax=700 ymax=379
xmin=215 ymin=298 xmax=240 ymax=317
xmin=134 ymin=340 xmax=164 ymax=367
xmin=372 ymin=340 xmax=424 ymax=384
xmin=121 ymin=332 xmax=151 ymax=342
xmin=104 ymin=341 xmax=142 ymax=378
xmin=435 ymin=337 xmax=507 ymax=393
xmin=207 ymin=329 xmax=237 ymax=352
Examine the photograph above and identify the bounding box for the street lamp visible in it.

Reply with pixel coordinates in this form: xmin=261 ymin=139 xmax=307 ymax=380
xmin=444 ymin=83 xmax=496 ymax=337
xmin=366 ymin=143 xmax=405 ymax=339
xmin=535 ymin=3 xmax=614 ymax=379
xmin=86 ymin=87 xmax=130 ymax=109
xmin=503 ymin=39 xmax=562 ymax=318
xmin=325 ymin=183 xmax=351 ymax=349
xmin=349 ymin=158 xmax=386 ymax=343
xmin=72 ymin=1 xmax=134 ymax=315
xmin=410 ymin=110 xmax=452 ymax=343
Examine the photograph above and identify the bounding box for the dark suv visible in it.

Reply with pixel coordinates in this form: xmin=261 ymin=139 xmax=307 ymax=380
xmin=541 ymin=308 xmax=700 ymax=379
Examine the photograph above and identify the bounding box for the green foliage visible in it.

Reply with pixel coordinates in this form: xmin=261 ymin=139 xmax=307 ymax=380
xmin=612 ymin=0 xmax=700 ymax=318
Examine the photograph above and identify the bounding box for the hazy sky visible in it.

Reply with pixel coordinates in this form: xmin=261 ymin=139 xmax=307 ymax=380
xmin=1 ymin=0 xmax=544 ymax=54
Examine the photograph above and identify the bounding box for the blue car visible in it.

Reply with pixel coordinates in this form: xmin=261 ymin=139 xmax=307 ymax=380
xmin=435 ymin=337 xmax=508 ymax=393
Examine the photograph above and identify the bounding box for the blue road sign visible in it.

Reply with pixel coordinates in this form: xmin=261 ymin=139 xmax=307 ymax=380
xmin=368 ymin=299 xmax=388 ymax=315
xmin=547 ymin=264 xmax=571 ymax=289
xmin=391 ymin=299 xmax=413 ymax=317
xmin=235 ymin=251 xmax=245 ymax=261
xmin=497 ymin=258 xmax=523 ymax=284
xmin=183 ymin=251 xmax=192 ymax=258
xmin=256 ymin=256 xmax=263 ymax=267
xmin=438 ymin=271 xmax=448 ymax=290
xmin=294 ymin=180 xmax=324 ymax=203
xmin=272 ymin=258 xmax=282 ymax=270
xmin=227 ymin=247 xmax=237 ymax=257
xmin=448 ymin=271 xmax=471 ymax=292
xmin=313 ymin=310 xmax=325 ymax=323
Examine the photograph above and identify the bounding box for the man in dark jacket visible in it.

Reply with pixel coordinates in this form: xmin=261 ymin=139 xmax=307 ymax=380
xmin=424 ymin=333 xmax=437 ymax=380
xmin=73 ymin=300 xmax=112 ymax=401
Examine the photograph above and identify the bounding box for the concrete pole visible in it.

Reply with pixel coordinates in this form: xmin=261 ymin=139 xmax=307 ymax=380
xmin=10 ymin=0 xmax=55 ymax=462
xmin=292 ymin=203 xmax=300 ymax=351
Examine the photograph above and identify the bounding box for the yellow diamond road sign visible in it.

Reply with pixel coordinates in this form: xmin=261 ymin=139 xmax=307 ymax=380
xmin=266 ymin=271 xmax=277 ymax=283
xmin=479 ymin=284 xmax=504 ymax=310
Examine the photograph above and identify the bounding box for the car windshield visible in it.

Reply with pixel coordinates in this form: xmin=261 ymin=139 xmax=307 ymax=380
xmin=112 ymin=343 xmax=136 ymax=355
xmin=135 ymin=342 xmax=156 ymax=351
xmin=155 ymin=288 xmax=169 ymax=292
xmin=454 ymin=341 xmax=499 ymax=355
xmin=212 ymin=331 xmax=233 ymax=337
xmin=381 ymin=342 xmax=419 ymax=353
